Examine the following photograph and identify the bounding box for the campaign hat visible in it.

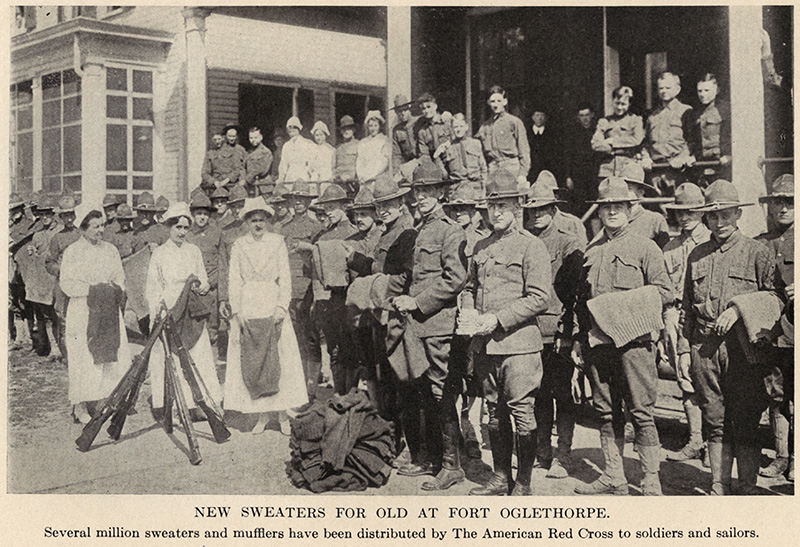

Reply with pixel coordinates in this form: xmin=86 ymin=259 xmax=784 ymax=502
xmin=348 ymin=186 xmax=376 ymax=211
xmin=392 ymin=94 xmax=415 ymax=111
xmin=134 ymin=191 xmax=157 ymax=211
xmin=210 ymin=187 xmax=230 ymax=201
xmin=664 ymin=183 xmax=704 ymax=210
xmin=693 ymin=179 xmax=753 ymax=212
xmin=620 ymin=162 xmax=659 ymax=194
xmin=485 ymin=169 xmax=527 ymax=200
xmin=190 ymin=192 xmax=214 ymax=211
xmin=372 ymin=175 xmax=410 ymax=203
xmin=155 ymin=195 xmax=170 ymax=212
xmin=411 ymin=158 xmax=450 ymax=187
xmin=228 ymin=185 xmax=248 ymax=204
xmin=523 ymin=181 xmax=567 ymax=209
xmin=759 ymin=174 xmax=794 ymax=203
xmin=288 ymin=180 xmax=317 ymax=198
xmin=55 ymin=195 xmax=77 ymax=213
xmin=444 ymin=184 xmax=479 ymax=207
xmin=315 ymin=184 xmax=351 ymax=205
xmin=115 ymin=203 xmax=137 ymax=219
xmin=587 ymin=177 xmax=639 ymax=204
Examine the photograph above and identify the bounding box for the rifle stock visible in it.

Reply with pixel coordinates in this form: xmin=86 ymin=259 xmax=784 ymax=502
xmin=164 ymin=333 xmax=202 ymax=465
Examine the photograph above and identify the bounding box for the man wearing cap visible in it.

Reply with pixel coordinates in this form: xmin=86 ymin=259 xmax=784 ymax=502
xmin=309 ymin=121 xmax=335 ymax=185
xmin=525 ymin=171 xmax=588 ymax=248
xmin=572 ymin=176 xmax=673 ymax=496
xmin=523 ymin=181 xmax=584 ymax=480
xmin=389 ymin=158 xmax=468 ymax=490
xmin=102 ymin=194 xmax=121 ymax=237
xmin=391 ymin=95 xmax=421 ymax=180
xmin=660 ymin=183 xmax=711 ymax=464
xmin=620 ymin=163 xmax=671 ymax=249
xmin=243 ymin=127 xmax=274 ymax=198
xmin=463 ymin=169 xmax=551 ymax=496
xmin=45 ymin=196 xmax=81 ymax=359
xmin=107 ymin=204 xmax=138 ymax=260
xmin=187 ymin=192 xmax=227 ymax=348
xmin=475 ymin=85 xmax=531 ymax=190
xmin=210 ymin=187 xmax=230 ymax=224
xmin=416 ymin=93 xmax=453 ymax=171
xmin=277 ymin=181 xmax=324 ymax=398
xmin=201 ymin=129 xmax=246 ymax=192
xmin=641 ymin=72 xmax=696 ymax=195
xmin=439 ymin=113 xmax=488 ymax=198
xmin=680 ymin=179 xmax=781 ymax=495
xmin=276 ymin=117 xmax=315 ymax=184
xmin=154 ymin=196 xmax=170 ymax=224
xmin=755 ymin=174 xmax=794 ymax=481
xmin=268 ymin=184 xmax=294 ymax=232
xmin=334 ymin=115 xmax=360 ymax=192
xmin=132 ymin=192 xmax=169 ymax=253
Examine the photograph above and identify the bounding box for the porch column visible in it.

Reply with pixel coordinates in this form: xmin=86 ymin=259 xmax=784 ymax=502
xmin=729 ymin=6 xmax=767 ymax=236
xmin=80 ymin=60 xmax=106 ymax=206
xmin=386 ymin=6 xmax=412 ymax=129
xmin=183 ymin=7 xmax=210 ymax=200
xmin=602 ymin=7 xmax=620 ymax=116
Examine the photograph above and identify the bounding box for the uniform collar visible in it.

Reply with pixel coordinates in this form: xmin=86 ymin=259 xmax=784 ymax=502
xmin=687 ymin=222 xmax=710 ymax=243
xmin=604 ymin=222 xmax=630 ymax=241
xmin=421 ymin=205 xmax=445 ymax=225
xmin=713 ymin=228 xmax=742 ymax=252
xmin=497 ymin=224 xmax=519 ymax=240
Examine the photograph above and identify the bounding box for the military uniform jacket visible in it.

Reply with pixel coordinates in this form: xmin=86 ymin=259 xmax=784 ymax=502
xmin=463 ymin=226 xmax=551 ymax=354
xmin=20 ymin=223 xmax=61 ymax=305
xmin=441 ymin=137 xmax=487 ymax=190
xmin=45 ymin=226 xmax=80 ymax=278
xmin=663 ymin=223 xmax=711 ymax=305
xmin=104 ymin=219 xmax=121 ymax=238
xmin=313 ymin=218 xmax=358 ymax=300
xmin=628 ymin=204 xmax=670 ymax=249
xmin=388 ymin=207 xmax=467 ymax=338
xmin=202 ymin=144 xmax=246 ymax=186
xmin=391 ymin=117 xmax=420 ymax=170
xmin=277 ymin=214 xmax=323 ymax=300
xmin=553 ymin=209 xmax=588 ymax=249
xmin=374 ymin=212 xmax=416 ymax=276
xmin=591 ymin=113 xmax=645 ymax=178
xmin=335 ymin=139 xmax=359 ymax=183
xmin=644 ymin=99 xmax=694 ymax=162
xmin=218 ymin=217 xmax=248 ymax=302
xmin=417 ymin=114 xmax=454 ymax=161
xmin=475 ymin=112 xmax=531 ymax=176
xmin=244 ymin=143 xmax=274 ymax=186
xmin=691 ymin=99 xmax=731 ymax=160
xmin=187 ymin=222 xmax=224 ymax=290
xmin=346 ymin=223 xmax=383 ymax=278
xmin=108 ymin=229 xmax=138 ymax=260
xmin=756 ymin=225 xmax=793 ymax=347
xmin=132 ymin=222 xmax=170 ymax=253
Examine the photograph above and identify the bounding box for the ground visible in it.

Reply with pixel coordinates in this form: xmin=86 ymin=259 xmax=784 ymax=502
xmin=6 ymin=321 xmax=794 ymax=496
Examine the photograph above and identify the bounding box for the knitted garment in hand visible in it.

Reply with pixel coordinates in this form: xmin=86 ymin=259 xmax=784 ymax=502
xmin=239 ymin=316 xmax=282 ymax=399
xmin=86 ymin=283 xmax=123 ymax=364
xmin=587 ymin=285 xmax=664 ymax=348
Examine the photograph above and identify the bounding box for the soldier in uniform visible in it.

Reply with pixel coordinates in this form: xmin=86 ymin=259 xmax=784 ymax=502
xmin=278 ymin=180 xmax=324 ymax=399
xmin=132 ymin=192 xmax=169 ymax=253
xmin=475 ymin=85 xmax=530 ymax=190
xmin=390 ymin=159 xmax=468 ymax=490
xmin=690 ymin=74 xmax=731 ymax=186
xmin=268 ymin=184 xmax=293 ymax=232
xmin=756 ymin=174 xmax=794 ymax=481
xmin=659 ymin=184 xmax=711 ymax=465
xmin=464 ymin=169 xmax=551 ymax=496
xmin=102 ymin=194 xmax=121 ymax=238
xmin=243 ymin=127 xmax=274 ymax=197
xmin=334 ymin=115 xmax=359 ymax=194
xmin=201 ymin=129 xmax=246 ymax=193
xmin=210 ymin=187 xmax=230 ymax=224
xmin=391 ymin=95 xmax=420 ymax=181
xmin=620 ymin=163 xmax=671 ymax=249
xmin=641 ymin=72 xmax=696 ymax=196
xmin=591 ymin=86 xmax=645 ymax=180
xmin=439 ymin=113 xmax=488 ymax=199
xmin=680 ymin=180 xmax=781 ymax=495
xmin=9 ymin=194 xmax=37 ymax=350
xmin=107 ymin=203 xmax=138 ymax=260
xmin=524 ymin=181 xmax=584 ymax=479
xmin=154 ymin=196 xmax=170 ymax=224
xmin=216 ymin=185 xmax=248 ymax=360
xmin=524 ymin=170 xmax=588 ymax=248
xmin=416 ymin=93 xmax=453 ymax=172
xmin=572 ymin=177 xmax=673 ymax=496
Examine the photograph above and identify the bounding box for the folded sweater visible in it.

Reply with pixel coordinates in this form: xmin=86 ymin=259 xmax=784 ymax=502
xmin=587 ymin=285 xmax=664 ymax=348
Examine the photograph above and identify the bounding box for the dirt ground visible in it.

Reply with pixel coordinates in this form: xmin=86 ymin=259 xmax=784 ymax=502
xmin=6 ymin=319 xmax=794 ymax=496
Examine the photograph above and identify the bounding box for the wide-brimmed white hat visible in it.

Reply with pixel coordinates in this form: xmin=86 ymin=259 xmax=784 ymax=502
xmin=311 ymin=121 xmax=330 ymax=137
xmin=364 ymin=110 xmax=386 ymax=125
xmin=240 ymin=197 xmax=275 ymax=218
xmin=163 ymin=202 xmax=193 ymax=224
xmin=286 ymin=116 xmax=303 ymax=130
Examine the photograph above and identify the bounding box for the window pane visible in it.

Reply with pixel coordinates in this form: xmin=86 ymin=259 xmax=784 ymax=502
xmin=62 ymin=69 xmax=81 ymax=96
xmin=106 ymin=95 xmax=127 ymax=118
xmin=132 ymin=70 xmax=152 ymax=93
xmin=106 ymin=124 xmax=127 ymax=171
xmin=107 ymin=67 xmax=127 ymax=91
xmin=64 ymin=175 xmax=81 ymax=194
xmin=16 ymin=80 xmax=32 ymax=105
xmin=132 ymin=97 xmax=152 ymax=121
xmin=106 ymin=175 xmax=127 ymax=190
xmin=63 ymin=95 xmax=81 ymax=123
xmin=17 ymin=105 xmax=32 ymax=130
xmin=63 ymin=125 xmax=81 ymax=173
xmin=17 ymin=132 xmax=33 ymax=181
xmin=42 ymin=72 xmax=62 ymax=100
xmin=43 ymin=100 xmax=61 ymax=127
xmin=42 ymin=128 xmax=62 ymax=176
xmin=133 ymin=176 xmax=152 ymax=190
xmin=132 ymin=126 xmax=153 ymax=172
xmin=43 ymin=176 xmax=62 ymax=194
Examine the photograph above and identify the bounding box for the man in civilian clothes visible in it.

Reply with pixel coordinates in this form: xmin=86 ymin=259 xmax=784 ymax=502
xmin=464 ymin=169 xmax=551 ymax=496
xmin=527 ymin=107 xmax=561 ymax=187
xmin=564 ymin=103 xmax=599 ymax=216
xmin=475 ymin=85 xmax=530 ymax=191
xmin=572 ymin=177 xmax=673 ymax=496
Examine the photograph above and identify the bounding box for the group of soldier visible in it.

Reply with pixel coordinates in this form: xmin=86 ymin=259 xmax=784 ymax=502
xmin=8 ymin=75 xmax=793 ymax=496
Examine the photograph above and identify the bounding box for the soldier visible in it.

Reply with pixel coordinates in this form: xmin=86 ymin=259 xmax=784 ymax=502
xmin=756 ymin=174 xmax=794 ymax=481
xmin=132 ymin=192 xmax=169 ymax=253
xmin=641 ymin=72 xmax=696 ymax=195
xmin=334 ymin=115 xmax=359 ymax=193
xmin=268 ymin=184 xmax=294 ymax=232
xmin=102 ymin=194 xmax=121 ymax=237
xmin=243 ymin=127 xmax=274 ymax=197
xmin=524 ymin=170 xmax=588 ymax=248
xmin=680 ymin=179 xmax=781 ymax=495
xmin=201 ymin=129 xmax=246 ymax=193
xmin=9 ymin=193 xmax=37 ymax=350
xmin=107 ymin=203 xmax=138 ymax=260
xmin=572 ymin=177 xmax=673 ymax=496
xmin=390 ymin=94 xmax=421 ymax=181
xmin=660 ymin=184 xmax=711 ymax=464
xmin=464 ymin=169 xmax=551 ymax=496
xmin=187 ymin=192 xmax=227 ymax=348
xmin=278 ymin=181 xmax=324 ymax=398
xmin=210 ymin=187 xmax=230 ymax=224
xmin=475 ymin=85 xmax=530 ymax=190
xmin=416 ymin=93 xmax=453 ymax=172
xmin=591 ymin=86 xmax=645 ymax=180
xmin=620 ymin=163 xmax=671 ymax=249
xmin=154 ymin=195 xmax=170 ymax=224
xmin=390 ymin=159 xmax=468 ymax=490
xmin=276 ymin=117 xmax=315 ymax=184
xmin=524 ymin=181 xmax=584 ymax=479
xmin=216 ymin=185 xmax=248 ymax=360
xmin=439 ymin=113 xmax=487 ymax=199
xmin=690 ymin=73 xmax=731 ymax=186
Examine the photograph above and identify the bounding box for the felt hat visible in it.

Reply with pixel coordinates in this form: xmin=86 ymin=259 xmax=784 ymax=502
xmin=155 ymin=195 xmax=170 ymax=213
xmin=588 ymin=177 xmax=639 ymax=204
xmin=392 ymin=94 xmax=415 ymax=111
xmin=664 ymin=183 xmax=704 ymax=210
xmin=222 ymin=124 xmax=241 ymax=137
xmin=315 ymin=184 xmax=351 ymax=205
xmin=210 ymin=187 xmax=230 ymax=201
xmin=9 ymin=193 xmax=25 ymax=210
xmin=620 ymin=162 xmax=659 ymax=194
xmin=339 ymin=115 xmax=356 ymax=129
xmin=163 ymin=202 xmax=193 ymax=224
xmin=286 ymin=116 xmax=303 ymax=130
xmin=266 ymin=183 xmax=292 ymax=204
xmin=289 ymin=180 xmax=317 ymax=198
xmin=486 ymin=169 xmax=527 ymax=200
xmin=534 ymin=170 xmax=559 ymax=191
xmin=115 ymin=203 xmax=137 ymax=219
xmin=103 ymin=194 xmax=119 ymax=208
xmin=759 ymin=174 xmax=794 ymax=202
xmin=190 ymin=192 xmax=214 ymax=210
xmin=348 ymin=186 xmax=376 ymax=210
xmin=228 ymin=185 xmax=248 ymax=204
xmin=693 ymin=179 xmax=753 ymax=212
xmin=36 ymin=194 xmax=57 ymax=212
xmin=134 ymin=191 xmax=157 ymax=211
xmin=411 ymin=158 xmax=449 ymax=187
xmin=523 ymin=181 xmax=566 ymax=209
xmin=55 ymin=195 xmax=77 ymax=213
xmin=372 ymin=175 xmax=411 ymax=203
xmin=364 ymin=110 xmax=385 ymax=126
xmin=240 ymin=197 xmax=275 ymax=218
xmin=311 ymin=121 xmax=330 ymax=137
xmin=444 ymin=184 xmax=478 ymax=207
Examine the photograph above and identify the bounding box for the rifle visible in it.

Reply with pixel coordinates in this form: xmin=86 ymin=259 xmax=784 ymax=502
xmin=163 ymin=312 xmax=231 ymax=444
xmin=75 ymin=316 xmax=165 ymax=452
xmin=161 ymin=327 xmax=202 ymax=465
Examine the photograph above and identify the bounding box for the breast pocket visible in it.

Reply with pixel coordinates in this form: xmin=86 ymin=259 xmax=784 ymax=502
xmin=727 ymin=266 xmax=757 ymax=294
xmin=416 ymin=242 xmax=443 ymax=277
xmin=465 ymin=148 xmax=483 ymax=171
xmin=494 ymin=253 xmax=524 ymax=288
xmin=612 ymin=254 xmax=642 ymax=289
xmin=495 ymin=129 xmax=515 ymax=151
xmin=690 ymin=262 xmax=710 ymax=303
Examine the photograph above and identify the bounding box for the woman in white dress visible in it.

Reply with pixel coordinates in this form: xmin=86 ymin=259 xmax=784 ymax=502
xmin=355 ymin=110 xmax=391 ymax=186
xmin=61 ymin=206 xmax=132 ymax=424
xmin=225 ymin=198 xmax=308 ymax=434
xmin=309 ymin=121 xmax=336 ymax=187
xmin=146 ymin=202 xmax=223 ymax=421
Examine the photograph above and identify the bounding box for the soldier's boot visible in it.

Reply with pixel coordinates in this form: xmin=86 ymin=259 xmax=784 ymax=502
xmin=548 ymin=410 xmax=576 ymax=479
xmin=638 ymin=444 xmax=663 ymax=496
xmin=575 ymin=435 xmax=628 ymax=495
xmin=534 ymin=423 xmax=553 ymax=469
xmin=668 ymin=400 xmax=704 ymax=461
xmin=397 ymin=395 xmax=431 ymax=476
xmin=511 ymin=432 xmax=537 ymax=496
xmin=707 ymin=441 xmax=733 ymax=495
xmin=760 ymin=408 xmax=790 ymax=478
xmin=735 ymin=445 xmax=762 ymax=495
xmin=470 ymin=423 xmax=514 ymax=496
xmin=422 ymin=422 xmax=465 ymax=491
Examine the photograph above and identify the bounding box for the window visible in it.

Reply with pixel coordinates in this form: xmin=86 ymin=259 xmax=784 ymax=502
xmin=10 ymin=80 xmax=34 ymax=193
xmin=40 ymin=69 xmax=82 ymax=194
xmin=106 ymin=66 xmax=154 ymax=197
